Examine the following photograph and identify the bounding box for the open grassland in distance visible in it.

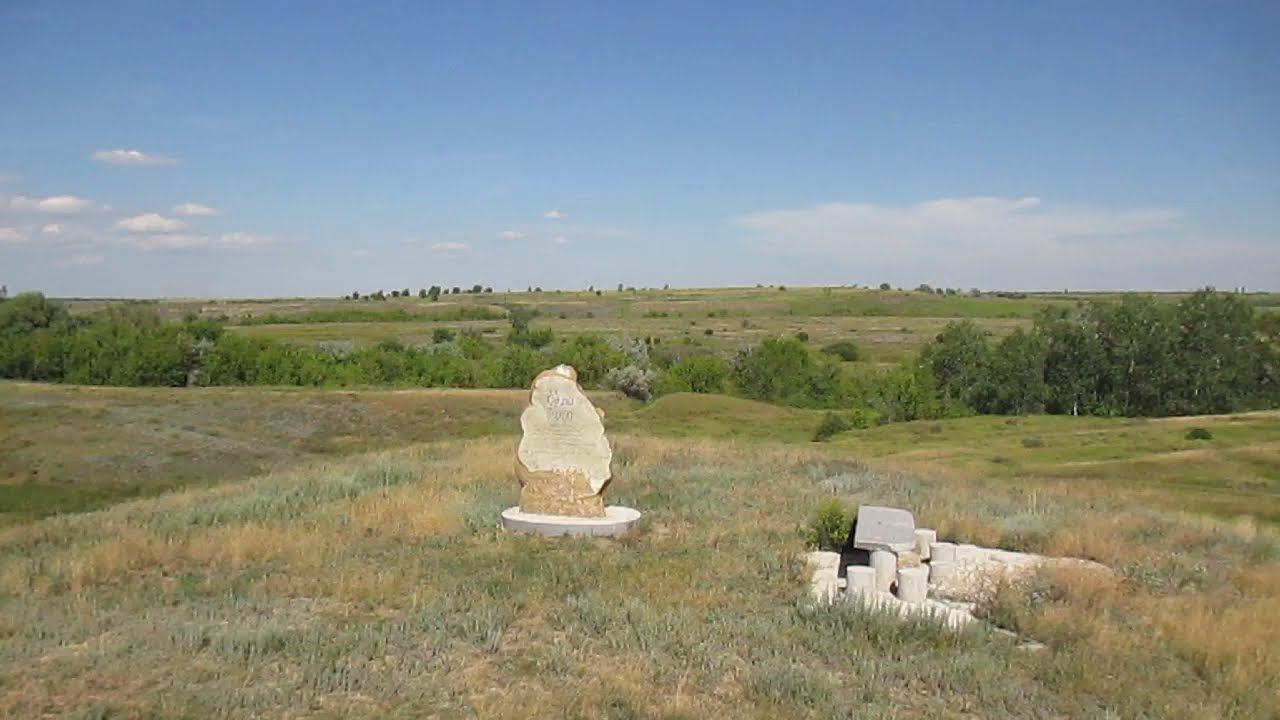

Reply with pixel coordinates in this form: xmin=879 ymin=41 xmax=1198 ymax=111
xmin=62 ymin=286 xmax=1280 ymax=365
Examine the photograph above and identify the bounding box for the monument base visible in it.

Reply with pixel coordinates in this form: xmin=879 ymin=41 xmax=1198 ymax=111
xmin=501 ymin=506 xmax=641 ymax=537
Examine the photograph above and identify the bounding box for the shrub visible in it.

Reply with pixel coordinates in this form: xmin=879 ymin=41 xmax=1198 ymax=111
xmin=489 ymin=345 xmax=545 ymax=389
xmin=657 ymin=355 xmax=731 ymax=395
xmin=551 ymin=334 xmax=627 ymax=387
xmin=704 ymin=328 xmax=714 ymax=336
xmin=821 ymin=340 xmax=860 ymax=362
xmin=795 ymin=331 xmax=810 ymax=343
xmin=847 ymin=407 xmax=881 ymax=428
xmin=812 ymin=412 xmax=852 ymax=442
xmin=605 ymin=364 xmax=657 ymax=402
xmin=1021 ymin=436 xmax=1046 ymax=448
xmin=432 ymin=328 xmax=456 ymax=343
xmin=805 ymin=498 xmax=853 ymax=551
xmin=1186 ymin=427 xmax=1214 ymax=441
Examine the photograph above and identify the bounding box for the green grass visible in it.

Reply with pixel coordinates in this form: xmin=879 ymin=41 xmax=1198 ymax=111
xmin=6 ymin=380 xmax=1279 ymax=529
xmin=835 ymin=412 xmax=1280 ymax=523
xmin=66 ymin=285 xmax=1280 ymax=365
xmin=0 ymin=382 xmax=588 ymax=525
xmin=1 ymin=436 xmax=1276 ymax=718
xmin=7 ymin=284 xmax=1274 ymax=716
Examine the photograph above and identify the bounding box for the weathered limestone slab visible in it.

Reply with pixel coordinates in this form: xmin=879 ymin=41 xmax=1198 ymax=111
xmin=515 ymin=365 xmax=612 ymax=517
xmin=852 ymin=505 xmax=916 ymax=552
xmin=930 ymin=542 xmax=957 ymax=563
xmin=914 ymin=528 xmax=937 ymax=559
xmin=846 ymin=565 xmax=876 ymax=598
xmin=897 ymin=566 xmax=929 ymax=604
xmin=870 ymin=549 xmax=897 ymax=592
xmin=805 ymin=551 xmax=842 ymax=602
xmin=928 ymin=560 xmax=955 ymax=586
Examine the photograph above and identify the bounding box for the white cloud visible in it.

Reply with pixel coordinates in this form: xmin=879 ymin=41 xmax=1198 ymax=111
xmin=91 ymin=149 xmax=178 ymax=166
xmin=124 ymin=231 xmax=278 ymax=251
xmin=0 ymin=172 xmax=19 ymax=184
xmin=56 ymin=253 xmax=105 ymax=267
xmin=431 ymin=241 xmax=470 ymax=253
xmin=41 ymin=224 xmax=64 ymax=235
xmin=215 ymin=232 xmax=278 ymax=247
xmin=551 ymin=236 xmax=570 ymax=246
xmin=496 ymin=229 xmax=526 ymax=240
xmin=4 ymin=194 xmax=96 ymax=214
xmin=347 ymin=248 xmax=372 ymax=257
xmin=114 ymin=213 xmax=187 ymax=233
xmin=0 ymin=227 xmax=25 ymax=243
xmin=544 ymin=210 xmax=567 ymax=220
xmin=733 ymin=196 xmax=1221 ymax=288
xmin=172 ymin=202 xmax=221 ymax=216
xmin=127 ymin=233 xmax=209 ymax=250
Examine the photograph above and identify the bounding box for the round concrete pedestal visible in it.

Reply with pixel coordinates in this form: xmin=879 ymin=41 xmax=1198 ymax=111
xmin=501 ymin=506 xmax=642 ymax=537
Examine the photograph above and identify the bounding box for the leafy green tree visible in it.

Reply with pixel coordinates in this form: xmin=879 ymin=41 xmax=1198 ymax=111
xmin=921 ymin=320 xmax=990 ymax=409
xmin=1088 ymin=296 xmax=1177 ymax=415
xmin=657 ymin=354 xmax=731 ymax=394
xmin=0 ymin=292 xmax=71 ymax=336
xmin=552 ymin=334 xmax=626 ymax=387
xmin=872 ymin=361 xmax=944 ymax=422
xmin=1170 ymin=289 xmax=1262 ymax=414
xmin=488 ymin=345 xmax=545 ymax=388
xmin=977 ymin=329 xmax=1047 ymax=414
xmin=732 ymin=337 xmax=815 ymax=404
xmin=1032 ymin=307 xmax=1103 ymax=415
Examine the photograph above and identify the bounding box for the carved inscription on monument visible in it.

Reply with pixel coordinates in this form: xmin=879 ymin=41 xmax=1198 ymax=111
xmin=515 ymin=365 xmax=613 ymax=516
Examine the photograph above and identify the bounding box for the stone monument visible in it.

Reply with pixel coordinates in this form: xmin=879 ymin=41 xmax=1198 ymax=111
xmin=500 ymin=364 xmax=641 ymax=536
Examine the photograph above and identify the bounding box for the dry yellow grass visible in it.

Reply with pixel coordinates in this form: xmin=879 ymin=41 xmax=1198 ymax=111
xmin=2 ymin=428 xmax=1279 ymax=717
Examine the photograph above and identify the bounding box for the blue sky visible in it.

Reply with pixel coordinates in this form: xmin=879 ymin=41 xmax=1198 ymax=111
xmin=2 ymin=1 xmax=1278 ymax=297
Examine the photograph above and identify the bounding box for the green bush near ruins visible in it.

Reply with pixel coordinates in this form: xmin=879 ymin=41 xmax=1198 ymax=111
xmin=805 ymin=497 xmax=854 ymax=550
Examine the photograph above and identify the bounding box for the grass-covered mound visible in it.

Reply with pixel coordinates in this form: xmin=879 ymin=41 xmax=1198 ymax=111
xmin=2 ymin=437 xmax=1277 ymax=718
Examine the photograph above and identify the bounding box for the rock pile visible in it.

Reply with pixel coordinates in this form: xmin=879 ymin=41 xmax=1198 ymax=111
xmin=806 ymin=504 xmax=1106 ymax=637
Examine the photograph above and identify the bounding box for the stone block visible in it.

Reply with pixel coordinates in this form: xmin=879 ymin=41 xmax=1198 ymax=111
xmin=853 ymin=505 xmax=917 ymax=552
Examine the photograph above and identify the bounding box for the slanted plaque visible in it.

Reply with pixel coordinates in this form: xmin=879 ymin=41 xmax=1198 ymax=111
xmin=852 ymin=505 xmax=917 ymax=552
xmin=515 ymin=364 xmax=613 ymax=517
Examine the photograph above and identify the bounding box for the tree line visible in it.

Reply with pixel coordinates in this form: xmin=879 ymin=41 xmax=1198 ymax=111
xmin=0 ymin=290 xmax=1275 ymax=423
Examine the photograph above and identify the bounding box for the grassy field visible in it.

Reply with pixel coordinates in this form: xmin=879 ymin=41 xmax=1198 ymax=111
xmin=61 ymin=286 xmax=1280 ymax=365
xmin=5 ymin=381 xmax=1278 ymax=527
xmin=1 ymin=418 xmax=1277 ymax=717
xmin=2 ymin=379 xmax=1279 ymax=717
